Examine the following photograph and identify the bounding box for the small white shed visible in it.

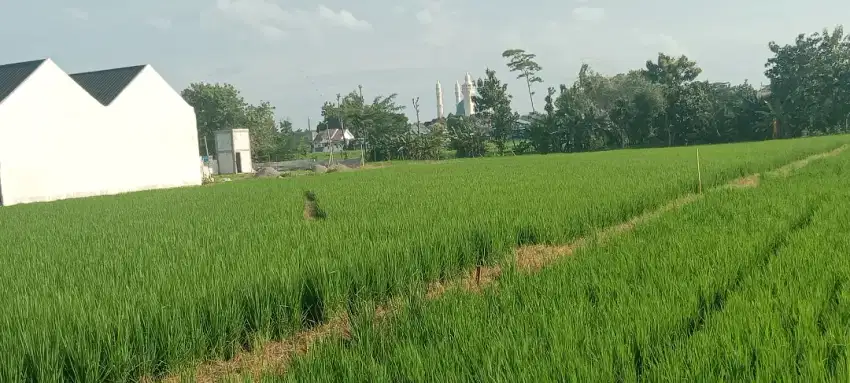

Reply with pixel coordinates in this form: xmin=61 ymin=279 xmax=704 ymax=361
xmin=0 ymin=58 xmax=201 ymax=206
xmin=215 ymin=128 xmax=252 ymax=174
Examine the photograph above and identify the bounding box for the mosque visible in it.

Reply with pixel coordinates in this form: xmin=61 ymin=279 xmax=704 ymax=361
xmin=435 ymin=72 xmax=476 ymax=118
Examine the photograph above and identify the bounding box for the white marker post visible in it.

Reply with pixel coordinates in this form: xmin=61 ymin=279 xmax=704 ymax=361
xmin=697 ymin=148 xmax=703 ymax=194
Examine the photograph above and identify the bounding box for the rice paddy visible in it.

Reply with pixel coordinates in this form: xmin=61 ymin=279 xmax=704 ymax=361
xmin=281 ymin=143 xmax=850 ymax=382
xmin=1 ymin=136 xmax=849 ymax=382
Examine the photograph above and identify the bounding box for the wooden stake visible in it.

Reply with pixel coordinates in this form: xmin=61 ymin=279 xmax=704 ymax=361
xmin=475 ymin=265 xmax=481 ymax=285
xmin=696 ymin=148 xmax=703 ymax=194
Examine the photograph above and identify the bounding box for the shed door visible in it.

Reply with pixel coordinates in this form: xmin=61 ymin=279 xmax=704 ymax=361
xmin=235 ymin=152 xmax=242 ymax=173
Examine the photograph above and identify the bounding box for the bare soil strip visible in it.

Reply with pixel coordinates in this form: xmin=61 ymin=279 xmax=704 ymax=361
xmin=159 ymin=144 xmax=847 ymax=382
xmin=766 ymin=144 xmax=846 ymax=177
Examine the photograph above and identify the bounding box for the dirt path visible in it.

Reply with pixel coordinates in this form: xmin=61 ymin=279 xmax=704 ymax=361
xmin=158 ymin=144 xmax=846 ymax=382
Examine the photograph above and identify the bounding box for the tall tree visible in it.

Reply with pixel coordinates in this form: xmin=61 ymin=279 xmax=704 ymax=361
xmin=642 ymin=53 xmax=702 ymax=86
xmin=181 ymin=82 xmax=247 ymax=155
xmin=473 ymin=69 xmax=519 ymax=154
xmin=244 ymin=101 xmax=279 ymax=161
xmin=765 ymin=26 xmax=850 ymax=138
xmin=502 ymin=49 xmax=544 ymax=112
xmin=525 ymin=88 xmax=558 ymax=153
xmin=641 ymin=53 xmax=703 ymax=146
xmin=321 ymin=90 xmax=409 ymax=160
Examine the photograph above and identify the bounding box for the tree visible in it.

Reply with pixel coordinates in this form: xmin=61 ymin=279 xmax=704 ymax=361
xmin=607 ymin=72 xmax=666 ymax=148
xmin=269 ymin=118 xmax=298 ymax=160
xmin=502 ymin=49 xmax=544 ymax=112
xmin=473 ymin=69 xmax=519 ymax=154
xmin=525 ymin=88 xmax=558 ymax=153
xmin=320 ymin=90 xmax=410 ymax=161
xmin=642 ymin=53 xmax=702 ymax=86
xmin=409 ymin=121 xmax=448 ymax=160
xmin=446 ymin=114 xmax=487 ymax=157
xmin=641 ymin=53 xmax=703 ymax=146
xmin=182 ymin=82 xmax=298 ymax=162
xmin=181 ymin=82 xmax=247 ymax=155
xmin=304 ymin=25 xmax=849 ymax=159
xmin=244 ymin=101 xmax=279 ymax=161
xmin=765 ymin=26 xmax=850 ymax=138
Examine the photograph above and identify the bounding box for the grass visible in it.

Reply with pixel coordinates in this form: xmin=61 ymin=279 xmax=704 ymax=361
xmin=0 ymin=136 xmax=848 ymax=381
xmin=278 ymin=143 xmax=850 ymax=382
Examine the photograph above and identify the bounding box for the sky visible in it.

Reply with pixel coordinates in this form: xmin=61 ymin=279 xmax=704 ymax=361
xmin=1 ymin=0 xmax=848 ymax=131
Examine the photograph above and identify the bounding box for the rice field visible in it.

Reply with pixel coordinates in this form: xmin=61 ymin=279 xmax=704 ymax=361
xmin=0 ymin=136 xmax=848 ymax=381
xmin=280 ymin=142 xmax=850 ymax=382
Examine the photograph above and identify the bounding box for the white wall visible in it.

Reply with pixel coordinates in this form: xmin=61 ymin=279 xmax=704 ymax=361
xmin=232 ymin=129 xmax=252 ymax=172
xmin=215 ymin=129 xmax=252 ymax=174
xmin=0 ymin=59 xmax=109 ymax=205
xmin=0 ymin=60 xmax=201 ymax=206
xmin=105 ymin=66 xmax=201 ymax=192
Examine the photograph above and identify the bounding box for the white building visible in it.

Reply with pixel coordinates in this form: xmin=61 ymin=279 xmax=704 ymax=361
xmin=0 ymin=58 xmax=201 ymax=206
xmin=435 ymin=72 xmax=476 ymax=119
xmin=215 ymin=128 xmax=252 ymax=173
xmin=311 ymin=128 xmax=354 ymax=153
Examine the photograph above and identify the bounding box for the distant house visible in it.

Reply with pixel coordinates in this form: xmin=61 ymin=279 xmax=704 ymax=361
xmin=0 ymin=58 xmax=200 ymax=206
xmin=312 ymin=128 xmax=354 ymax=152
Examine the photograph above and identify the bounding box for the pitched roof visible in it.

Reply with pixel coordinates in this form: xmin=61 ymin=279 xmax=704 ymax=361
xmin=313 ymin=128 xmax=354 ymax=144
xmin=0 ymin=59 xmax=46 ymax=103
xmin=69 ymin=65 xmax=146 ymax=105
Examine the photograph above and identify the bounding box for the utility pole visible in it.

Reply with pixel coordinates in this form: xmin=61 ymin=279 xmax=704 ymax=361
xmin=358 ymin=85 xmax=366 ymax=166
xmin=329 ymin=94 xmax=342 ymax=166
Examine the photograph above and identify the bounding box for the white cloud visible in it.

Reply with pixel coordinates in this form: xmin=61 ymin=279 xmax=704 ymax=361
xmin=204 ymin=0 xmax=371 ymax=40
xmin=571 ymin=6 xmax=605 ymax=22
xmin=317 ymin=5 xmax=371 ymax=30
xmin=65 ymin=8 xmax=88 ymax=20
xmin=146 ymin=17 xmax=172 ymax=30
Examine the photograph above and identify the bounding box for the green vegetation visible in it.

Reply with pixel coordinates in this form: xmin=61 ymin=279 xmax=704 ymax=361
xmin=281 ymin=142 xmax=850 ymax=382
xmin=185 ymin=26 xmax=850 ymax=163
xmin=0 ymin=137 xmax=847 ymax=381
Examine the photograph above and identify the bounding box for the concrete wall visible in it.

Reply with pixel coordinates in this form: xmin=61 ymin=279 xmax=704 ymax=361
xmin=0 ymin=59 xmax=108 ymax=205
xmin=232 ymin=129 xmax=252 ymax=172
xmin=0 ymin=60 xmax=200 ymax=206
xmin=106 ymin=66 xmax=201 ymax=191
xmin=215 ymin=129 xmax=252 ymax=174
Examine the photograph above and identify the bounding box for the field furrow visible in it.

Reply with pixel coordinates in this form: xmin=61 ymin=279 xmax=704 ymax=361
xmin=272 ymin=143 xmax=850 ymax=382
xmin=643 ymin=155 xmax=850 ymax=381
xmin=641 ymin=200 xmax=820 ymax=380
xmin=171 ymin=146 xmax=844 ymax=382
xmin=2 ymin=137 xmax=849 ymax=382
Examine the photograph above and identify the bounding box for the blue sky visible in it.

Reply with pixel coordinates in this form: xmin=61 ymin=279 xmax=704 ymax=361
xmin=1 ymin=0 xmax=848 ymax=131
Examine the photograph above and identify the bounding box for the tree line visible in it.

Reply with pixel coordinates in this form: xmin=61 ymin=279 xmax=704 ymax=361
xmin=182 ymin=25 xmax=850 ymax=162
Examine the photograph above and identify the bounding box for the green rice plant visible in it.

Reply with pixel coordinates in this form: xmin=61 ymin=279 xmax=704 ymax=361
xmin=644 ymin=155 xmax=850 ymax=381
xmin=0 ymin=136 xmax=847 ymax=381
xmin=279 ymin=142 xmax=850 ymax=382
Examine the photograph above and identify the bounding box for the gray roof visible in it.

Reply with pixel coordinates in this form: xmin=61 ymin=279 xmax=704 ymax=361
xmin=0 ymin=59 xmax=46 ymax=103
xmin=313 ymin=128 xmax=347 ymax=144
xmin=70 ymin=65 xmax=146 ymax=105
